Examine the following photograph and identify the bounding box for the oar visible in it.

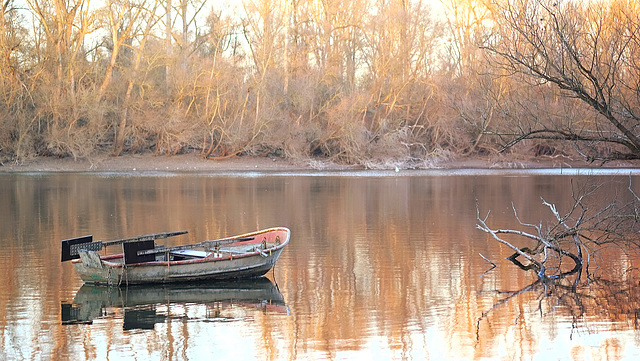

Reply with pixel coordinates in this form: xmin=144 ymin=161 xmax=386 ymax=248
xmin=136 ymin=236 xmax=255 ymax=256
xmin=61 ymin=230 xmax=188 ymax=262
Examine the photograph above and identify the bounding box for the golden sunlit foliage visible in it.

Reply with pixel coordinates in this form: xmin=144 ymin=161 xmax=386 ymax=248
xmin=1 ymin=0 xmax=639 ymax=164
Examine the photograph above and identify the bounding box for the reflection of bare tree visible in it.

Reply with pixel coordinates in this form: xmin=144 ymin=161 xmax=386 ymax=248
xmin=478 ymin=270 xmax=640 ymax=345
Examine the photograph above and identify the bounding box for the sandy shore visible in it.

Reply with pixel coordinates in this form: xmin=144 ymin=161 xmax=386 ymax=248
xmin=0 ymin=154 xmax=311 ymax=173
xmin=0 ymin=153 xmax=638 ymax=173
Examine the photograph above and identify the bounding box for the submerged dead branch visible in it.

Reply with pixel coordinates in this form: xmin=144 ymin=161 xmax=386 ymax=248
xmin=476 ymin=208 xmax=545 ymax=276
xmin=477 ymin=179 xmax=640 ymax=280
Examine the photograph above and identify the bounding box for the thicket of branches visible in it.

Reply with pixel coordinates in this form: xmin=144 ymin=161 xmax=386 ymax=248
xmin=1 ymin=0 xmax=639 ymax=165
xmin=483 ymin=0 xmax=640 ymax=162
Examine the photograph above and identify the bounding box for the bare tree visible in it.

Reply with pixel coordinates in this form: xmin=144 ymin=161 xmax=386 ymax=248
xmin=98 ymin=0 xmax=146 ymax=99
xmin=23 ymin=0 xmax=102 ymax=158
xmin=440 ymin=0 xmax=492 ymax=77
xmin=0 ymin=0 xmax=24 ymax=104
xmin=482 ymin=0 xmax=640 ymax=161
xmin=165 ymin=0 xmax=172 ymax=92
xmin=0 ymin=0 xmax=35 ymax=160
xmin=201 ymin=10 xmax=240 ymax=158
xmin=174 ymin=0 xmax=207 ymax=68
xmin=25 ymin=0 xmax=94 ymax=98
xmin=113 ymin=0 xmax=162 ymax=156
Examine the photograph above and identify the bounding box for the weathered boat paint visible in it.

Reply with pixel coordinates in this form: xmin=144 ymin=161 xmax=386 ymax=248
xmin=71 ymin=227 xmax=290 ymax=285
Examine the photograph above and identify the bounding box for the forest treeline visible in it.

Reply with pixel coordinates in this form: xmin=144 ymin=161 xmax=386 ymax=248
xmin=1 ymin=0 xmax=639 ymax=166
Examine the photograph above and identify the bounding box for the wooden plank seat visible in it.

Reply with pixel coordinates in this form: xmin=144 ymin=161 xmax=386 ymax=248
xmin=170 ymin=249 xmax=209 ymax=260
xmin=168 ymin=246 xmax=267 ymax=260
xmin=168 ymin=248 xmax=250 ymax=261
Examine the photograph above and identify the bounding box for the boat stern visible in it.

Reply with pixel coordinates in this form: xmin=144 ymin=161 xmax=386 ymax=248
xmin=72 ymin=250 xmax=119 ymax=285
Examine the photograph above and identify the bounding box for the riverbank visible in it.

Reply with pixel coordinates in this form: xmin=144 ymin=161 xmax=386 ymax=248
xmin=0 ymin=153 xmax=638 ymax=173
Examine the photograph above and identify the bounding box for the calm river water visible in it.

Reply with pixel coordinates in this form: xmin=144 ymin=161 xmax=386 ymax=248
xmin=2 ymin=169 xmax=640 ymax=360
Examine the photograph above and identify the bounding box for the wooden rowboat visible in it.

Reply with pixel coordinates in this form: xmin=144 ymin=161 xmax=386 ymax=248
xmin=61 ymin=227 xmax=290 ymax=285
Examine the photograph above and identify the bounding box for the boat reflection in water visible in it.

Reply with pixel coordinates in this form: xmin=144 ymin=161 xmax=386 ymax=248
xmin=61 ymin=277 xmax=287 ymax=330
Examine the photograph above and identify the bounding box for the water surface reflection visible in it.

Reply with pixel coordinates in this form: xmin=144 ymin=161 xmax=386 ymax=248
xmin=62 ymin=278 xmax=287 ymax=329
xmin=1 ymin=172 xmax=640 ymax=360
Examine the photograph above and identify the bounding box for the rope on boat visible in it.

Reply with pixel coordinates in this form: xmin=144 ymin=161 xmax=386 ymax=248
xmin=118 ymin=264 xmax=128 ymax=287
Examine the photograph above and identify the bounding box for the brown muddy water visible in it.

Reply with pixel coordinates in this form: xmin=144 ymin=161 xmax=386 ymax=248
xmin=2 ymin=169 xmax=640 ymax=360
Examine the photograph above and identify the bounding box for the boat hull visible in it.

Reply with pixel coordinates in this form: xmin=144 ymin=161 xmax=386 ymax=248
xmin=71 ymin=227 xmax=289 ymax=285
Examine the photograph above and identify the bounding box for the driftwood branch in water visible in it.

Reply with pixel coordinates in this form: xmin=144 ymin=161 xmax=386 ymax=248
xmin=477 ymin=178 xmax=640 ymax=280
xmin=477 ymin=199 xmax=584 ymax=280
xmin=476 ymin=206 xmax=546 ymax=277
